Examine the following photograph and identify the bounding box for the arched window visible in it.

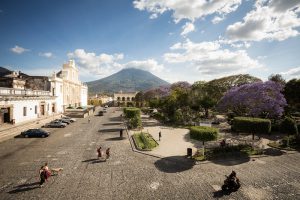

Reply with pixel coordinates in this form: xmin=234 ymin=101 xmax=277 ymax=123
xmin=127 ymin=97 xmax=130 ymax=101
xmin=122 ymin=97 xmax=125 ymax=101
xmin=117 ymin=97 xmax=120 ymax=101
xmin=131 ymin=97 xmax=135 ymax=101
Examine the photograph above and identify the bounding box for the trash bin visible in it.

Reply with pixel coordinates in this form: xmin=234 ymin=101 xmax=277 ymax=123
xmin=187 ymin=148 xmax=192 ymax=157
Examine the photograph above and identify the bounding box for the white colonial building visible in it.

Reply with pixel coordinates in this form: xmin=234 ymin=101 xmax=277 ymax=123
xmin=114 ymin=91 xmax=137 ymax=107
xmin=0 ymin=60 xmax=88 ymax=125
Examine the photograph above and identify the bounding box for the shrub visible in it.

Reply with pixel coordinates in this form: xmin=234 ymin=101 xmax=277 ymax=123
xmin=129 ymin=115 xmax=142 ymax=129
xmin=280 ymin=117 xmax=298 ymax=135
xmin=123 ymin=107 xmax=141 ymax=118
xmin=232 ymin=117 xmax=271 ymax=139
xmin=271 ymin=119 xmax=281 ymax=132
xmin=190 ymin=126 xmax=218 ymax=145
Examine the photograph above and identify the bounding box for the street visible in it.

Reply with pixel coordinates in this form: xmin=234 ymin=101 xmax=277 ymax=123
xmin=0 ymin=107 xmax=299 ymax=200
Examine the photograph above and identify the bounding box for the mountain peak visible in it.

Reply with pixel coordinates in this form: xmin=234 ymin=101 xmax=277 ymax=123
xmin=86 ymin=68 xmax=169 ymax=94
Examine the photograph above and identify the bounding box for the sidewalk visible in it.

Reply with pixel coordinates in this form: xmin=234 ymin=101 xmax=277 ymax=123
xmin=0 ymin=113 xmax=62 ymax=143
xmin=129 ymin=126 xmax=201 ymax=157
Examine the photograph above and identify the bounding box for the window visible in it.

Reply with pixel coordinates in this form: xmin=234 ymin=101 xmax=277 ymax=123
xmin=47 ymin=104 xmax=49 ymax=111
xmin=35 ymin=105 xmax=37 ymax=114
xmin=23 ymin=107 xmax=27 ymax=116
xmin=52 ymin=88 xmax=55 ymax=96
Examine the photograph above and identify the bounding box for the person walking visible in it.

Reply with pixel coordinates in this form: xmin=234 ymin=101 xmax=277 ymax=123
xmin=88 ymin=118 xmax=91 ymax=123
xmin=39 ymin=166 xmax=46 ymax=187
xmin=97 ymin=147 xmax=102 ymax=159
xmin=159 ymin=131 xmax=162 ymax=141
xmin=106 ymin=148 xmax=110 ymax=159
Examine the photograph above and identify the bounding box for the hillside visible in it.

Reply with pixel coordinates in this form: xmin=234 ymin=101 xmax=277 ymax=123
xmin=86 ymin=68 xmax=170 ymax=94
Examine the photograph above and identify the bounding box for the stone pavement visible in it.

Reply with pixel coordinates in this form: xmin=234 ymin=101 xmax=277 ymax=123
xmin=0 ymin=108 xmax=299 ymax=199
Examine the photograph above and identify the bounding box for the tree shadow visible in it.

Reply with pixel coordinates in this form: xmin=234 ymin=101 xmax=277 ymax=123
xmin=102 ymin=122 xmax=124 ymax=126
xmin=14 ymin=135 xmax=24 ymax=138
xmin=82 ymin=158 xmax=106 ymax=164
xmin=183 ymin=133 xmax=203 ymax=149
xmin=109 ymin=116 xmax=123 ymax=122
xmin=213 ymin=190 xmax=225 ymax=198
xmin=8 ymin=181 xmax=40 ymax=194
xmin=263 ymin=148 xmax=284 ymax=156
xmin=105 ymin=137 xmax=125 ymax=141
xmin=154 ymin=156 xmax=195 ymax=173
xmin=210 ymin=152 xmax=251 ymax=166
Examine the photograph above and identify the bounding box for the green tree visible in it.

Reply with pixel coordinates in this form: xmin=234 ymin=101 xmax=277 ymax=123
xmin=284 ymin=79 xmax=300 ymax=113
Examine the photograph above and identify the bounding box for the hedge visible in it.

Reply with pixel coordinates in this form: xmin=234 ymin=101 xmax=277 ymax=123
xmin=190 ymin=126 xmax=218 ymax=145
xmin=124 ymin=107 xmax=141 ymax=129
xmin=232 ymin=117 xmax=271 ymax=137
xmin=123 ymin=107 xmax=141 ymax=119
xmin=280 ymin=117 xmax=298 ymax=135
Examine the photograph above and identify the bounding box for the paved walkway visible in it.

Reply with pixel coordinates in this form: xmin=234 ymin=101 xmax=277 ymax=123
xmin=130 ymin=126 xmax=202 ymax=157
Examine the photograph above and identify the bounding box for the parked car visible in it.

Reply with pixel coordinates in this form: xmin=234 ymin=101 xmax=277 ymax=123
xmin=98 ymin=111 xmax=104 ymax=116
xmin=21 ymin=129 xmax=50 ymax=138
xmin=43 ymin=121 xmax=66 ymax=128
xmin=62 ymin=116 xmax=76 ymax=122
xmin=53 ymin=119 xmax=70 ymax=125
xmin=105 ymin=105 xmax=108 ymax=108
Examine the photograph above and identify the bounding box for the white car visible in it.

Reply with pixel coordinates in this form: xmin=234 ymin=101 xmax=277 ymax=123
xmin=62 ymin=116 xmax=76 ymax=122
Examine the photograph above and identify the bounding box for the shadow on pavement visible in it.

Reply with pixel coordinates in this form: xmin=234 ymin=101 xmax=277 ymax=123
xmin=109 ymin=116 xmax=123 ymax=122
xmin=82 ymin=158 xmax=106 ymax=164
xmin=154 ymin=156 xmax=195 ymax=173
xmin=210 ymin=153 xmax=250 ymax=166
xmin=8 ymin=181 xmax=40 ymax=194
xmin=263 ymin=148 xmax=284 ymax=156
xmin=183 ymin=133 xmax=202 ymax=149
xmin=105 ymin=137 xmax=125 ymax=141
xmin=14 ymin=135 xmax=23 ymax=138
xmin=213 ymin=190 xmax=225 ymax=198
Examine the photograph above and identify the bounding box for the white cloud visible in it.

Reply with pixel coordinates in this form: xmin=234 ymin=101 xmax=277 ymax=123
xmin=67 ymin=49 xmax=164 ymax=77
xmin=181 ymin=22 xmax=195 ymax=36
xmin=212 ymin=16 xmax=225 ymax=24
xmin=133 ymin=0 xmax=242 ymax=23
xmin=68 ymin=49 xmax=124 ymax=75
xmin=280 ymin=67 xmax=300 ymax=80
xmin=39 ymin=52 xmax=53 ymax=58
xmin=164 ymin=39 xmax=262 ymax=76
xmin=10 ymin=45 xmax=30 ymax=54
xmin=226 ymin=0 xmax=300 ymax=42
xmin=124 ymin=59 xmax=164 ymax=73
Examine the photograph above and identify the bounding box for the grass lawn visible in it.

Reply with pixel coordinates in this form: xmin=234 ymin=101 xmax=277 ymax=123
xmin=133 ymin=132 xmax=158 ymax=150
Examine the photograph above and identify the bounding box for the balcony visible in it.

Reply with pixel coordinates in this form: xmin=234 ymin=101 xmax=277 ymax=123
xmin=0 ymin=87 xmax=51 ymax=97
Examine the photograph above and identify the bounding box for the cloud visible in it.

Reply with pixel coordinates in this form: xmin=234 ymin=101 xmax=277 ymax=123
xmin=67 ymin=49 xmax=164 ymax=77
xmin=212 ymin=16 xmax=225 ymax=24
xmin=68 ymin=49 xmax=124 ymax=75
xmin=164 ymin=39 xmax=262 ymax=76
xmin=39 ymin=52 xmax=53 ymax=58
xmin=10 ymin=45 xmax=30 ymax=54
xmin=181 ymin=22 xmax=195 ymax=36
xmin=280 ymin=67 xmax=300 ymax=80
xmin=124 ymin=59 xmax=164 ymax=73
xmin=133 ymin=0 xmax=242 ymax=23
xmin=226 ymin=0 xmax=300 ymax=42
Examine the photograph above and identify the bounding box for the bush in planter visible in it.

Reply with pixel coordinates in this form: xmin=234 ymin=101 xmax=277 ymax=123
xmin=271 ymin=119 xmax=281 ymax=132
xmin=232 ymin=117 xmax=271 ymax=139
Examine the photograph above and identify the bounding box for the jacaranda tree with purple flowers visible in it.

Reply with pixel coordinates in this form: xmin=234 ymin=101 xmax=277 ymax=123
xmin=217 ymin=81 xmax=287 ymax=119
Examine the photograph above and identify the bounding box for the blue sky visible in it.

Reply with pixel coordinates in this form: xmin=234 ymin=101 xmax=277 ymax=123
xmin=0 ymin=0 xmax=300 ymax=83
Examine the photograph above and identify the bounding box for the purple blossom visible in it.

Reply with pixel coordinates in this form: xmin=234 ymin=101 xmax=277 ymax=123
xmin=217 ymin=81 xmax=287 ymax=118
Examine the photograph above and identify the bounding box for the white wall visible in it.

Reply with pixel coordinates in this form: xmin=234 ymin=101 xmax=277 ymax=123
xmin=81 ymin=86 xmax=88 ymax=106
xmin=50 ymin=77 xmax=64 ymax=113
xmin=11 ymin=99 xmax=56 ymax=124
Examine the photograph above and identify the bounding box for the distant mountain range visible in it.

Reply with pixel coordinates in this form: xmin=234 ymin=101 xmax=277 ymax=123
xmin=86 ymin=68 xmax=170 ymax=94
